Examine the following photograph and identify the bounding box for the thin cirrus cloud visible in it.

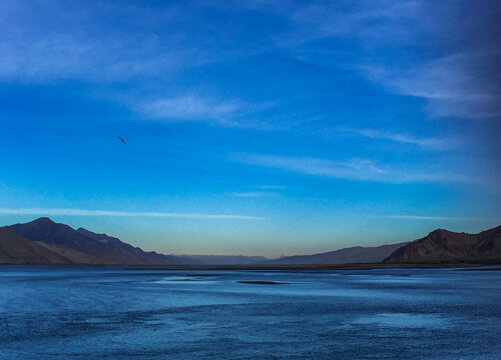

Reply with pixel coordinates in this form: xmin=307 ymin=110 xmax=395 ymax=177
xmin=138 ymin=95 xmax=276 ymax=127
xmin=139 ymin=96 xmax=241 ymax=123
xmin=253 ymin=185 xmax=287 ymax=190
xmin=362 ymin=53 xmax=501 ymax=119
xmin=279 ymin=1 xmax=501 ymax=120
xmin=0 ymin=208 xmax=265 ymax=220
xmin=231 ymin=192 xmax=276 ymax=198
xmin=233 ymin=153 xmax=472 ymax=184
xmin=386 ymin=215 xmax=486 ymax=221
xmin=337 ymin=128 xmax=455 ymax=150
xmin=234 ymin=153 xmax=385 ymax=181
xmin=3 ymin=0 xmax=498 ymax=123
xmin=0 ymin=2 xmax=212 ymax=82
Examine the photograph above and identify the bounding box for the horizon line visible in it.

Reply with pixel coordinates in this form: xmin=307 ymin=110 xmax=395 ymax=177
xmin=0 ymin=208 xmax=266 ymax=221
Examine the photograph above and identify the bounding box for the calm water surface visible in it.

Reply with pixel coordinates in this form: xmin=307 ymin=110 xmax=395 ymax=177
xmin=0 ymin=266 xmax=500 ymax=359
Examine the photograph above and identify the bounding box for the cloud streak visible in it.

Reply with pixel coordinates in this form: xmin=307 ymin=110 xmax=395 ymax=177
xmin=233 ymin=153 xmax=472 ymax=184
xmin=363 ymin=53 xmax=501 ymax=119
xmin=231 ymin=192 xmax=275 ymax=198
xmin=136 ymin=95 xmax=278 ymax=128
xmin=337 ymin=128 xmax=455 ymax=150
xmin=276 ymin=1 xmax=501 ymax=120
xmin=386 ymin=215 xmax=486 ymax=221
xmin=0 ymin=208 xmax=264 ymax=220
xmin=139 ymin=95 xmax=241 ymax=123
xmin=0 ymin=2 xmax=222 ymax=82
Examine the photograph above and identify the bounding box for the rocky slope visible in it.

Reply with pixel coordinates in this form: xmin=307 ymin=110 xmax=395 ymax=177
xmin=385 ymin=226 xmax=501 ymax=263
xmin=263 ymin=242 xmax=408 ymax=265
xmin=6 ymin=218 xmax=179 ymax=265
xmin=0 ymin=227 xmax=71 ymax=265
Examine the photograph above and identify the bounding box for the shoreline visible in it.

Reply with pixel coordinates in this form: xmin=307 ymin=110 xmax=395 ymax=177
xmin=1 ymin=263 xmax=500 ymax=271
xmin=124 ymin=263 xmax=500 ymax=271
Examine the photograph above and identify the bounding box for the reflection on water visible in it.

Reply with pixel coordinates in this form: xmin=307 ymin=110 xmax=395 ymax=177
xmin=153 ymin=276 xmax=219 ymax=284
xmin=0 ymin=266 xmax=500 ymax=360
xmin=350 ymin=313 xmax=447 ymax=328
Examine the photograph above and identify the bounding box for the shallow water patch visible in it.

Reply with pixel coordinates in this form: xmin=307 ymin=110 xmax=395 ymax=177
xmin=152 ymin=276 xmax=218 ymax=284
xmin=349 ymin=312 xmax=447 ymax=329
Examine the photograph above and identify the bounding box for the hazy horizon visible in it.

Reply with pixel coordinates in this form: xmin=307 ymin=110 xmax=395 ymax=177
xmin=1 ymin=215 xmax=499 ymax=259
xmin=1 ymin=1 xmax=500 ymax=258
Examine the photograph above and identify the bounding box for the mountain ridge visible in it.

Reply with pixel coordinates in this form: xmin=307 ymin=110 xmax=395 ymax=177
xmin=262 ymin=242 xmax=409 ymax=265
xmin=384 ymin=225 xmax=501 ymax=263
xmin=2 ymin=218 xmax=500 ymax=265
xmin=0 ymin=227 xmax=71 ymax=265
xmin=6 ymin=218 xmax=178 ymax=265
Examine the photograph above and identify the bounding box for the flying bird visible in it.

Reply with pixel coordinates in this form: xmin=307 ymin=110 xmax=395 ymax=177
xmin=117 ymin=136 xmax=126 ymax=144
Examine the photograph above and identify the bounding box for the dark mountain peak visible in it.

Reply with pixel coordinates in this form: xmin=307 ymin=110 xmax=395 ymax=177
xmin=385 ymin=225 xmax=501 ymax=263
xmin=6 ymin=218 xmax=178 ymax=265
xmin=479 ymin=224 xmax=501 ymax=236
xmin=18 ymin=217 xmax=74 ymax=233
xmin=423 ymin=228 xmax=472 ymax=243
xmin=29 ymin=217 xmax=56 ymax=225
xmin=428 ymin=228 xmax=453 ymax=236
xmin=7 ymin=218 xmax=85 ymax=244
xmin=9 ymin=217 xmax=64 ymax=235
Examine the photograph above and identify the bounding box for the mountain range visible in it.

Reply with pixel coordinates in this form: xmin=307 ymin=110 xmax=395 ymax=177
xmin=1 ymin=217 xmax=500 ymax=265
xmin=3 ymin=217 xmax=179 ymax=265
xmin=261 ymin=242 xmax=408 ymax=265
xmin=0 ymin=218 xmax=267 ymax=265
xmin=0 ymin=227 xmax=71 ymax=265
xmin=384 ymin=226 xmax=501 ymax=263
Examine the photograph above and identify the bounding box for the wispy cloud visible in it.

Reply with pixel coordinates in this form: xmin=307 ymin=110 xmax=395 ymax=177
xmin=386 ymin=215 xmax=486 ymax=221
xmin=362 ymin=53 xmax=501 ymax=119
xmin=276 ymin=1 xmax=501 ymax=120
xmin=233 ymin=153 xmax=472 ymax=184
xmin=253 ymin=185 xmax=287 ymax=190
xmin=337 ymin=128 xmax=456 ymax=150
xmin=286 ymin=1 xmax=422 ymax=44
xmin=230 ymin=184 xmax=287 ymax=198
xmin=0 ymin=208 xmax=264 ymax=220
xmin=139 ymin=95 xmax=241 ymax=124
xmin=231 ymin=192 xmax=274 ymax=198
xmin=136 ymin=95 xmax=277 ymax=127
xmin=234 ymin=153 xmax=383 ymax=180
xmin=0 ymin=2 xmax=222 ymax=82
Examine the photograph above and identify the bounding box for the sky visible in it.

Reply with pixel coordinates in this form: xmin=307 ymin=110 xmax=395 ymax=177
xmin=0 ymin=0 xmax=500 ymax=257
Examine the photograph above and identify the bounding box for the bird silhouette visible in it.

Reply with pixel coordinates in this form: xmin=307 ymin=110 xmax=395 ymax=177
xmin=117 ymin=136 xmax=126 ymax=144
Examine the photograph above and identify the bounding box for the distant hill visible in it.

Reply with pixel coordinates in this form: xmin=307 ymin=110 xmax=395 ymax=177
xmin=0 ymin=227 xmax=70 ymax=265
xmin=6 ymin=218 xmax=179 ymax=265
xmin=2 ymin=217 xmax=266 ymax=266
xmin=263 ymin=242 xmax=408 ymax=265
xmin=384 ymin=225 xmax=501 ymax=263
xmin=173 ymin=254 xmax=267 ymax=265
xmin=76 ymin=227 xmax=179 ymax=265
xmin=3 ymin=218 xmax=500 ymax=266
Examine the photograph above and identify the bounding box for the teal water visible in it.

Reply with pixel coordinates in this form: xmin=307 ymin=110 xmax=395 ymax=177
xmin=0 ymin=266 xmax=500 ymax=359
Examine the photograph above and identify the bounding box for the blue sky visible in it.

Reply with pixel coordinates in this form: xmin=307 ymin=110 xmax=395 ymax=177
xmin=0 ymin=0 xmax=500 ymax=257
